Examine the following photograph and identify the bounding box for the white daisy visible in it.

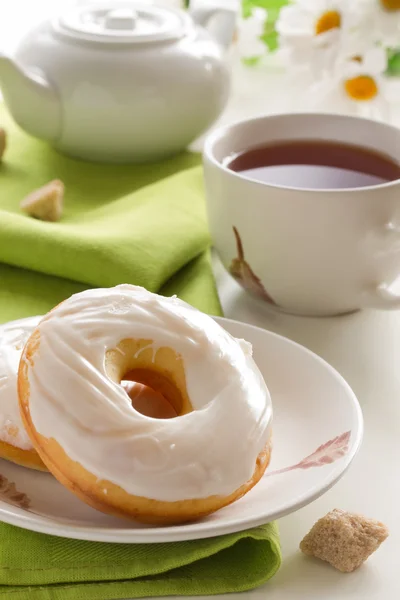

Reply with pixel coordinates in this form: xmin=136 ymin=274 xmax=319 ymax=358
xmin=309 ymin=46 xmax=399 ymax=121
xmin=235 ymin=7 xmax=268 ymax=61
xmin=276 ymin=0 xmax=361 ymax=77
xmin=354 ymin=0 xmax=400 ymax=45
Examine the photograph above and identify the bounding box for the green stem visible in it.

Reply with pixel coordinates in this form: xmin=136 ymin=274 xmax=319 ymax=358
xmin=387 ymin=51 xmax=400 ymax=76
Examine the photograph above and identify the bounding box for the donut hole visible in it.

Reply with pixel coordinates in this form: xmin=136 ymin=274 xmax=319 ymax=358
xmin=105 ymin=338 xmax=193 ymax=420
xmin=122 ymin=381 xmax=178 ymax=419
xmin=122 ymin=370 xmax=181 ymax=419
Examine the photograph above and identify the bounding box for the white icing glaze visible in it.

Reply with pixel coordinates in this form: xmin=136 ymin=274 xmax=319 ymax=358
xmin=0 ymin=316 xmax=41 ymax=450
xmin=26 ymin=285 xmax=273 ymax=502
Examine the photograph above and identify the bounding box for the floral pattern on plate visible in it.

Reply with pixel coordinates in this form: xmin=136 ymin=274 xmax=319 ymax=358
xmin=268 ymin=431 xmax=351 ymax=476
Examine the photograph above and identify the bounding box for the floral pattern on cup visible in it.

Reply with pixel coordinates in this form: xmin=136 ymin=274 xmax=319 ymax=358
xmin=229 ymin=227 xmax=276 ymax=305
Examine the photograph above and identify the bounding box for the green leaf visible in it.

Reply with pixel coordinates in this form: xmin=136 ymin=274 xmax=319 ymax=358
xmin=261 ymin=30 xmax=279 ymax=52
xmin=241 ymin=0 xmax=288 ymax=53
xmin=242 ymin=56 xmax=262 ymax=66
xmin=242 ymin=0 xmax=254 ymax=19
xmin=242 ymin=0 xmax=289 ymax=20
xmin=245 ymin=0 xmax=288 ymax=9
xmin=240 ymin=0 xmax=289 ymax=60
xmin=387 ymin=51 xmax=400 ymax=76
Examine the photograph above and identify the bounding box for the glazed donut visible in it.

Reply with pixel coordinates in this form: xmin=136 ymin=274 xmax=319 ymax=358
xmin=18 ymin=285 xmax=273 ymax=524
xmin=0 ymin=317 xmax=47 ymax=471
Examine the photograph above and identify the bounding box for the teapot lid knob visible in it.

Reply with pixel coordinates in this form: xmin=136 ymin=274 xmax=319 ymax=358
xmin=54 ymin=2 xmax=192 ymax=44
xmin=104 ymin=8 xmax=137 ymax=31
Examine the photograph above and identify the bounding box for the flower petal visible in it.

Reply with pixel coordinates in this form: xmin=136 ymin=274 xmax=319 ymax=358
xmin=364 ymin=47 xmax=388 ymax=74
xmin=276 ymin=6 xmax=314 ymax=35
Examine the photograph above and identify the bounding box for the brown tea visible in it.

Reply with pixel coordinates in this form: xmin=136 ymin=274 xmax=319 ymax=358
xmin=225 ymin=140 xmax=400 ymax=189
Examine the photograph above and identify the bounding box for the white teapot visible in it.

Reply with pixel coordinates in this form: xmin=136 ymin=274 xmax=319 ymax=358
xmin=0 ymin=2 xmax=236 ymax=163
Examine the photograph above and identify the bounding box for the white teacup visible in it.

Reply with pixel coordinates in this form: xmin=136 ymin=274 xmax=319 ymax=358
xmin=203 ymin=113 xmax=400 ymax=316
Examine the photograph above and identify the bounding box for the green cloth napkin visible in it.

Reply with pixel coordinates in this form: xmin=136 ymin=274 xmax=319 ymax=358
xmin=0 ymin=522 xmax=281 ymax=599
xmin=0 ymin=105 xmax=221 ymax=320
xmin=0 ymin=105 xmax=281 ymax=598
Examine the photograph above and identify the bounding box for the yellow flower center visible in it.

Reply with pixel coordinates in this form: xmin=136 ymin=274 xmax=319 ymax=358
xmin=380 ymin=0 xmax=400 ymax=11
xmin=315 ymin=10 xmax=341 ymax=35
xmin=344 ymin=76 xmax=379 ymax=101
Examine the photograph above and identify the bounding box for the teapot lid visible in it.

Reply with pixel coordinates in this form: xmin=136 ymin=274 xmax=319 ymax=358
xmin=53 ymin=2 xmax=192 ymax=44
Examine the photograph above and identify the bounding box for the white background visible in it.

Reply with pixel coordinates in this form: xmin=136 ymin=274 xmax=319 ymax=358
xmin=0 ymin=1 xmax=399 ymax=599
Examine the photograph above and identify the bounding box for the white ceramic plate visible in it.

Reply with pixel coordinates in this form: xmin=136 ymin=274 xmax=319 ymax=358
xmin=0 ymin=316 xmax=363 ymax=543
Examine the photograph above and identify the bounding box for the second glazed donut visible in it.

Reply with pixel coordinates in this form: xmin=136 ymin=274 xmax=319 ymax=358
xmin=0 ymin=317 xmax=46 ymax=471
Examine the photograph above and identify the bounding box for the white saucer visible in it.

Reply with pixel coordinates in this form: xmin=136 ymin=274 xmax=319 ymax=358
xmin=0 ymin=316 xmax=363 ymax=543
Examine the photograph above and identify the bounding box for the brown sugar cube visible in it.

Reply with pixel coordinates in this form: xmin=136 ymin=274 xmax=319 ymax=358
xmin=20 ymin=179 xmax=64 ymax=222
xmin=300 ymin=509 xmax=389 ymax=573
xmin=0 ymin=128 xmax=6 ymax=161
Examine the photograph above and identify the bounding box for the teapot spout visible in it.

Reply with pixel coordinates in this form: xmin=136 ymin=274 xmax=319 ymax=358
xmin=0 ymin=54 xmax=61 ymax=142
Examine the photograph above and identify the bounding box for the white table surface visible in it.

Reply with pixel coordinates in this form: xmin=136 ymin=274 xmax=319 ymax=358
xmin=214 ymin=258 xmax=400 ymax=600
xmin=1 ymin=1 xmax=399 ymax=598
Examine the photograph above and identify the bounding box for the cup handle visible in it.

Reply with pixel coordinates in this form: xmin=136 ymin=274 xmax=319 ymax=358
xmin=361 ymin=221 xmax=400 ymax=310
